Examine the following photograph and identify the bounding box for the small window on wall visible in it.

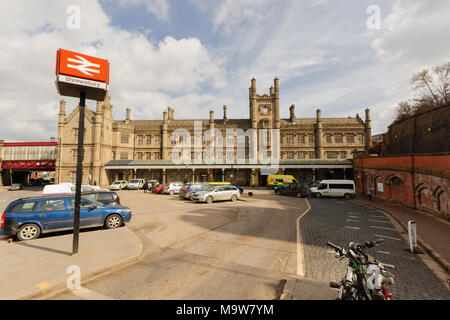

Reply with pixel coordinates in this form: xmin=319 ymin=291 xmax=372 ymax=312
xmin=120 ymin=152 xmax=128 ymax=160
xmin=146 ymin=135 xmax=152 ymax=144
xmin=287 ymin=152 xmax=295 ymax=159
xmin=154 ymin=135 xmax=160 ymax=144
xmin=298 ymin=152 xmax=306 ymax=159
xmin=138 ymin=135 xmax=143 ymax=145
xmin=325 ymin=134 xmax=332 ymax=144
xmin=308 ymin=152 xmax=315 ymax=159
xmin=341 ymin=151 xmax=347 ymax=158
xmin=285 ymin=134 xmax=294 ymax=144
xmin=137 ymin=153 xmax=143 ymax=160
xmin=308 ymin=134 xmax=315 ymax=144
xmin=154 ymin=152 xmax=160 ymax=159
xmin=146 ymin=152 xmax=151 ymax=160
xmin=297 ymin=135 xmax=305 ymax=144
xmin=326 ymin=152 xmax=338 ymax=159
xmin=121 ymin=134 xmax=129 ymax=144
xmin=335 ymin=134 xmax=343 ymax=143
xmin=358 ymin=134 xmax=364 ymax=144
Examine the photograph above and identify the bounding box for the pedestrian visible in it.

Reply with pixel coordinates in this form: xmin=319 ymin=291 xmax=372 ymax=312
xmin=143 ymin=181 xmax=148 ymax=193
xmin=368 ymin=186 xmax=373 ymax=200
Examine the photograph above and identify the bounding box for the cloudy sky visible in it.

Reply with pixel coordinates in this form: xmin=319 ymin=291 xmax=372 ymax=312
xmin=1 ymin=0 xmax=449 ymax=141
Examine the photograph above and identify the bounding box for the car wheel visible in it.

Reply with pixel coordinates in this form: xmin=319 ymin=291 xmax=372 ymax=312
xmin=17 ymin=223 xmax=41 ymax=241
xmin=231 ymin=194 xmax=237 ymax=202
xmin=344 ymin=193 xmax=352 ymax=200
xmin=105 ymin=214 xmax=123 ymax=229
xmin=169 ymin=190 xmax=174 ymax=195
xmin=206 ymin=196 xmax=213 ymax=204
xmin=189 ymin=194 xmax=195 ymax=201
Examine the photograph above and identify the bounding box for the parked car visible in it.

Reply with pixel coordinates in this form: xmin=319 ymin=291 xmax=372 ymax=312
xmin=279 ymin=183 xmax=310 ymax=197
xmin=9 ymin=183 xmax=23 ymax=191
xmin=309 ymin=180 xmax=355 ymax=199
xmin=233 ymin=184 xmax=244 ymax=194
xmin=0 ymin=195 xmax=132 ymax=241
xmin=163 ymin=182 xmax=184 ymax=195
xmin=193 ymin=185 xmax=241 ymax=204
xmin=127 ymin=179 xmax=145 ymax=190
xmin=109 ymin=180 xmax=128 ymax=190
xmin=179 ymin=183 xmax=210 ymax=200
xmin=148 ymin=180 xmax=159 ymax=189
xmin=82 ymin=191 xmax=121 ymax=206
xmin=153 ymin=184 xmax=166 ymax=194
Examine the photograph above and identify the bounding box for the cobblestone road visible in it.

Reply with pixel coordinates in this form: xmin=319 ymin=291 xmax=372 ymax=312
xmin=301 ymin=197 xmax=450 ymax=300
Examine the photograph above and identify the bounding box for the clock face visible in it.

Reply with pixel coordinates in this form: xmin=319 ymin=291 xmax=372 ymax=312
xmin=262 ymin=106 xmax=270 ymax=115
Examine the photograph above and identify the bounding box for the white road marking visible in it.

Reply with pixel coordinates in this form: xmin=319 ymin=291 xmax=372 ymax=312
xmin=376 ymin=251 xmax=391 ymax=255
xmin=369 ymin=219 xmax=392 ymax=224
xmin=348 ymin=215 xmax=360 ymax=219
xmin=346 ymin=219 xmax=360 ymax=223
xmin=69 ymin=287 xmax=114 ymax=300
xmin=370 ymin=226 xmax=397 ymax=231
xmin=345 ymin=226 xmax=360 ymax=230
xmin=369 ymin=215 xmax=387 ymax=219
xmin=296 ymin=199 xmax=311 ymax=277
xmin=374 ymin=234 xmax=402 ymax=241
xmin=349 ymin=212 xmax=360 ymax=215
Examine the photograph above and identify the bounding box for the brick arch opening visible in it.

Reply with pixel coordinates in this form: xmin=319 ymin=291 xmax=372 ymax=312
xmin=433 ymin=185 xmax=448 ymax=214
xmin=385 ymin=174 xmax=405 ymax=204
xmin=415 ymin=182 xmax=435 ymax=212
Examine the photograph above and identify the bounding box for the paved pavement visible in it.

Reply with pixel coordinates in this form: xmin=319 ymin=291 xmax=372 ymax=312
xmin=0 ymin=226 xmax=142 ymax=299
xmin=299 ymin=197 xmax=450 ymax=300
xmin=354 ymin=195 xmax=450 ymax=273
xmin=49 ymin=192 xmax=309 ymax=300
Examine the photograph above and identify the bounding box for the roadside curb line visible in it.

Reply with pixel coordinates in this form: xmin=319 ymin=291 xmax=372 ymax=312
xmin=17 ymin=227 xmax=145 ymax=300
xmin=296 ymin=198 xmax=311 ymax=277
xmin=353 ymin=199 xmax=450 ymax=276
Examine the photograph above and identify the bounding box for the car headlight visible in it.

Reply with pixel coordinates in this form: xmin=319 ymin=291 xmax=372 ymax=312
xmin=122 ymin=209 xmax=131 ymax=213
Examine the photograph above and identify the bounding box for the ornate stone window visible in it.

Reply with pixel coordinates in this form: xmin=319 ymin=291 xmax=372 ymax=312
xmin=341 ymin=151 xmax=347 ymax=158
xmin=138 ymin=135 xmax=143 ymax=145
xmin=308 ymin=152 xmax=315 ymax=159
xmin=146 ymin=135 xmax=152 ymax=144
xmin=285 ymin=134 xmax=294 ymax=144
xmin=297 ymin=134 xmax=305 ymax=144
xmin=146 ymin=152 xmax=151 ymax=160
xmin=287 ymin=152 xmax=295 ymax=159
xmin=325 ymin=134 xmax=332 ymax=144
xmin=308 ymin=134 xmax=315 ymax=144
xmin=298 ymin=151 xmax=306 ymax=159
xmin=346 ymin=134 xmax=354 ymax=143
xmin=335 ymin=134 xmax=343 ymax=143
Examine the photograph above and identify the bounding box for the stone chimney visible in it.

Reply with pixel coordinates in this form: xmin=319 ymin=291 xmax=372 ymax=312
xmin=223 ymin=105 xmax=227 ymax=122
xmin=126 ymin=108 xmax=131 ymax=122
xmin=168 ymin=107 xmax=174 ymax=121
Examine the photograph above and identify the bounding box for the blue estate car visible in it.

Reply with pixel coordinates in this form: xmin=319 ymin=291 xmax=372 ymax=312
xmin=0 ymin=195 xmax=132 ymax=241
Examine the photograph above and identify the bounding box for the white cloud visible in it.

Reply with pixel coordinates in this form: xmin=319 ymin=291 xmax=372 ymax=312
xmin=117 ymin=0 xmax=170 ymax=21
xmin=372 ymin=0 xmax=450 ymax=67
xmin=0 ymin=0 xmax=226 ymax=141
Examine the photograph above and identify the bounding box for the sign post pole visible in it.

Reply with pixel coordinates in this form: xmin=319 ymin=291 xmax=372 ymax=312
xmin=72 ymin=91 xmax=86 ymax=255
xmin=408 ymin=220 xmax=417 ymax=253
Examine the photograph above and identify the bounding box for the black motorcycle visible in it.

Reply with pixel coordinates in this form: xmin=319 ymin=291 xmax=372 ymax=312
xmin=327 ymin=239 xmax=395 ymax=300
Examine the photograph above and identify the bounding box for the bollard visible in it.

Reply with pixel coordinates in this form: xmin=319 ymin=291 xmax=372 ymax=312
xmin=408 ymin=220 xmax=417 ymax=253
xmin=248 ymin=192 xmax=253 ymax=201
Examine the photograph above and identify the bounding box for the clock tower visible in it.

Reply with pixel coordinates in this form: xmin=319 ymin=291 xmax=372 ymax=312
xmin=248 ymin=77 xmax=281 ymax=162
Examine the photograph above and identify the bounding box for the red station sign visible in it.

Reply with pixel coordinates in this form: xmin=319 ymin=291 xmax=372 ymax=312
xmin=55 ymin=49 xmax=110 ymax=100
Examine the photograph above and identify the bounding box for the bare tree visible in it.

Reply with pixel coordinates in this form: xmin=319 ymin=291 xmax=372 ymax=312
xmin=432 ymin=62 xmax=450 ymax=105
xmin=410 ymin=69 xmax=440 ymax=106
xmin=394 ymin=101 xmax=414 ymax=122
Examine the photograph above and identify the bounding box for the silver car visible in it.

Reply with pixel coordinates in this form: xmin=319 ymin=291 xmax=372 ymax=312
xmin=193 ymin=185 xmax=240 ymax=204
xmin=163 ymin=182 xmax=184 ymax=195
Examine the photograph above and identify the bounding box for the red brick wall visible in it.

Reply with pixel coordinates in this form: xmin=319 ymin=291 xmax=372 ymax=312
xmin=354 ymin=154 xmax=449 ymax=217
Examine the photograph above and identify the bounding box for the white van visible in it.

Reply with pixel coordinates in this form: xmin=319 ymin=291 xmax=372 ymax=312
xmin=42 ymin=183 xmax=75 ymax=195
xmin=310 ymin=180 xmax=355 ymax=199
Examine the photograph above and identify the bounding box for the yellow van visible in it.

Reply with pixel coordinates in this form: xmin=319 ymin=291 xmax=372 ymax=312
xmin=267 ymin=175 xmax=298 ymax=188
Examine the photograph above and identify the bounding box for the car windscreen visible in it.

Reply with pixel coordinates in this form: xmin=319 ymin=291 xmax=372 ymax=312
xmin=113 ymin=182 xmax=121 ymax=184
xmin=130 ymin=180 xmax=140 ymax=183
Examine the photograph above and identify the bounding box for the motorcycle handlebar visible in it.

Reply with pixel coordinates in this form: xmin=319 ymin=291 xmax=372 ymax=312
xmin=327 ymin=241 xmax=342 ymax=251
